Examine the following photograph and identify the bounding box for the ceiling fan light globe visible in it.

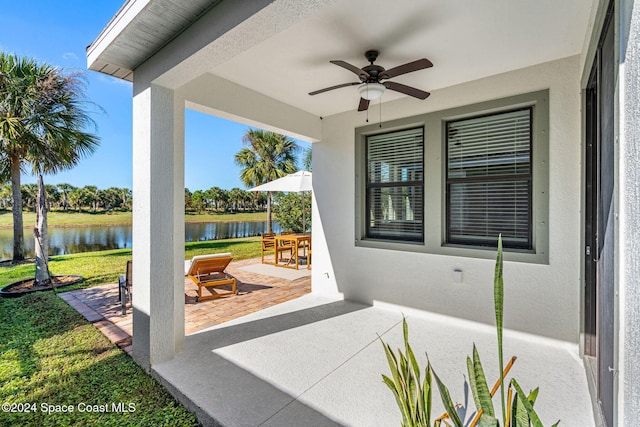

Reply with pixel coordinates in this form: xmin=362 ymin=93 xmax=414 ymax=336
xmin=358 ymin=83 xmax=385 ymax=100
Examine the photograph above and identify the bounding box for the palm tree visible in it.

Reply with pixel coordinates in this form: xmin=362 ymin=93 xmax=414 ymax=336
xmin=0 ymin=183 xmax=11 ymax=209
xmin=234 ymin=130 xmax=298 ymax=232
xmin=32 ymin=78 xmax=98 ymax=283
xmin=44 ymin=184 xmax=60 ymax=210
xmin=21 ymin=184 xmax=38 ymax=211
xmin=191 ymin=190 xmax=206 ymax=213
xmin=67 ymin=188 xmax=84 ymax=211
xmin=303 ymin=146 xmax=312 ymax=171
xmin=0 ymin=53 xmax=37 ymax=261
xmin=119 ymin=187 xmax=132 ymax=209
xmin=185 ymin=188 xmax=193 ymax=211
xmin=208 ymin=186 xmax=227 ymax=213
xmin=57 ymin=183 xmax=75 ymax=210
xmin=0 ymin=53 xmax=99 ymax=280
xmin=229 ymin=187 xmax=246 ymax=212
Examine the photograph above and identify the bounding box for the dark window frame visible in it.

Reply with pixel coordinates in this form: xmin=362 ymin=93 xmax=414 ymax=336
xmin=365 ymin=127 xmax=425 ymax=243
xmin=445 ymin=107 xmax=533 ymax=250
xmin=355 ymin=90 xmax=548 ymax=264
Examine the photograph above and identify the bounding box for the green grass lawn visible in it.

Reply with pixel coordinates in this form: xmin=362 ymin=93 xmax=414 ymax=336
xmin=0 ymin=237 xmax=262 ymax=426
xmin=0 ymin=237 xmax=262 ymax=288
xmin=0 ymin=292 xmax=199 ymax=426
xmin=0 ymin=210 xmax=267 ymax=229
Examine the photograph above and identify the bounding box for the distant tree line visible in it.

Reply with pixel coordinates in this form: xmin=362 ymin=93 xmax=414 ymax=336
xmin=0 ymin=183 xmax=275 ymax=214
xmin=185 ymin=186 xmax=268 ymax=214
xmin=0 ymin=183 xmax=131 ymax=212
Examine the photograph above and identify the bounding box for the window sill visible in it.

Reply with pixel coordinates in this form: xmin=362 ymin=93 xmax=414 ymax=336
xmin=355 ymin=238 xmax=548 ymax=265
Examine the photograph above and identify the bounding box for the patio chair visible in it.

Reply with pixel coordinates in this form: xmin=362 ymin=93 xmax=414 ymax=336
xmin=118 ymin=260 xmax=132 ymax=315
xmin=261 ymin=232 xmax=293 ymax=264
xmin=185 ymin=253 xmax=237 ymax=302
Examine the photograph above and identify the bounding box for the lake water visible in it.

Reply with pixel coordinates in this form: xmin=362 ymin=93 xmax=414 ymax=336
xmin=0 ymin=221 xmax=281 ymax=260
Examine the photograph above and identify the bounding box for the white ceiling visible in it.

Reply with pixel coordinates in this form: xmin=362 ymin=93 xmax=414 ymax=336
xmin=205 ymin=0 xmax=595 ymax=118
xmin=90 ymin=0 xmax=596 ymax=118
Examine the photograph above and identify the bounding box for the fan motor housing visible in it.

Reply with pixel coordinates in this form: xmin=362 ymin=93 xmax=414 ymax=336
xmin=365 ymin=50 xmax=379 ymax=63
xmin=362 ymin=64 xmax=385 ymax=82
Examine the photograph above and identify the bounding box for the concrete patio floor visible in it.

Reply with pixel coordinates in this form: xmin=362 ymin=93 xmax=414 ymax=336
xmin=153 ymin=295 xmax=595 ymax=427
xmin=60 ymin=259 xmax=594 ymax=426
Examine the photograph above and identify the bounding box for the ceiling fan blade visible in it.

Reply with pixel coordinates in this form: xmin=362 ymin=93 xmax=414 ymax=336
xmin=384 ymin=81 xmax=430 ymax=99
xmin=358 ymin=97 xmax=370 ymax=111
xmin=309 ymin=82 xmax=360 ymax=96
xmin=330 ymin=60 xmax=370 ymax=79
xmin=380 ymin=58 xmax=433 ymax=80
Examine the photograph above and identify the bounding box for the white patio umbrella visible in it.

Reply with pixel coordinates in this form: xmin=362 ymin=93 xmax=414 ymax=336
xmin=249 ymin=171 xmax=312 ymax=232
xmin=249 ymin=170 xmax=312 ymax=192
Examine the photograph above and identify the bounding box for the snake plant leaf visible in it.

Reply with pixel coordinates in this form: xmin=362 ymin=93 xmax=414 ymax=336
xmin=381 ymin=374 xmax=398 ymax=395
xmin=422 ymin=364 xmax=432 ymax=426
xmin=398 ymin=350 xmax=411 ymax=405
xmin=382 ymin=373 xmax=411 ymax=425
xmin=477 ymin=413 xmax=500 ymax=427
xmin=467 ymin=355 xmax=482 ymax=421
xmin=511 ymin=388 xmax=530 ymax=427
xmin=407 ymin=370 xmax=418 ymax=423
xmin=403 ymin=320 xmax=422 ymax=424
xmin=512 ymin=384 xmax=541 ymax=426
xmin=467 ymin=344 xmax=495 ymax=417
xmin=432 ymin=364 xmax=464 ymax=427
xmin=494 ymin=235 xmax=506 ymax=423
xmin=511 ymin=379 xmax=548 ymax=427
xmin=381 ymin=339 xmax=402 ymax=390
xmin=403 ymin=318 xmax=421 ymax=387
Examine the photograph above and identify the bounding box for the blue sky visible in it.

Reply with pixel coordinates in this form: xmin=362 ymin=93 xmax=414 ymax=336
xmin=0 ymin=1 xmax=310 ymax=192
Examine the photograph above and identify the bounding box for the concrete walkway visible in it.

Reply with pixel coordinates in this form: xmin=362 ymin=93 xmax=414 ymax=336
xmin=59 ymin=257 xmax=311 ymax=354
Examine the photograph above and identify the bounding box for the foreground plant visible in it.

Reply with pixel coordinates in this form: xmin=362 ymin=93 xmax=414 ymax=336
xmin=380 ymin=318 xmax=432 ymax=427
xmin=380 ymin=236 xmax=560 ymax=427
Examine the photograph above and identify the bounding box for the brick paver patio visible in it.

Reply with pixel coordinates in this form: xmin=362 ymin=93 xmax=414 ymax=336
xmin=59 ymin=257 xmax=311 ymax=355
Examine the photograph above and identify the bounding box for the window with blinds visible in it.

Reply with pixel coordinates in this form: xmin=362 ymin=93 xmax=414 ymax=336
xmin=366 ymin=128 xmax=424 ymax=242
xmin=446 ymin=108 xmax=532 ymax=249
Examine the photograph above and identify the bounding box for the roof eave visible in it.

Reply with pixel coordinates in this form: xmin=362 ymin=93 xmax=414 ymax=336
xmin=86 ymin=0 xmax=149 ymax=81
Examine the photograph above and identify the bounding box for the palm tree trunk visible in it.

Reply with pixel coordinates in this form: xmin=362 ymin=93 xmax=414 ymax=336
xmin=34 ymin=174 xmax=51 ymax=285
xmin=267 ymin=191 xmax=273 ymax=233
xmin=10 ymin=155 xmax=24 ymax=262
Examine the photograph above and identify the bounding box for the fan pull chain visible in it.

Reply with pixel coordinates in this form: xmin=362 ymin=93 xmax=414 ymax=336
xmin=379 ymin=97 xmax=382 ymax=128
xmin=366 ymin=85 xmax=370 ymax=123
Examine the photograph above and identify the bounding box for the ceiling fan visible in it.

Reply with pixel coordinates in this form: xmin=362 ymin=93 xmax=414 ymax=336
xmin=309 ymin=50 xmax=433 ymax=112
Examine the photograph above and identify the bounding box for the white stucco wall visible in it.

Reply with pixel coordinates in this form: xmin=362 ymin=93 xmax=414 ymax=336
xmin=312 ymin=55 xmax=583 ymax=343
xmin=618 ymin=0 xmax=640 ymax=424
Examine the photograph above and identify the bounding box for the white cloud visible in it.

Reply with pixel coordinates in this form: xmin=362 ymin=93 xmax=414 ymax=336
xmin=96 ymin=73 xmax=132 ymax=87
xmin=62 ymin=52 xmax=79 ymax=61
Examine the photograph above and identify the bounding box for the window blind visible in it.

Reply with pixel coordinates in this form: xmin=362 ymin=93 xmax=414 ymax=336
xmin=446 ymin=108 xmax=532 ymax=248
xmin=366 ymin=128 xmax=424 ymax=242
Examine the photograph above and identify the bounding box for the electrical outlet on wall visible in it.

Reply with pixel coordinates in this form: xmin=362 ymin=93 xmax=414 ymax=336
xmin=453 ymin=269 xmax=463 ymax=284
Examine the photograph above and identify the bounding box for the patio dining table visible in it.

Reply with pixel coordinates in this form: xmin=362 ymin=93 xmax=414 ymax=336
xmin=274 ymin=233 xmax=310 ymax=270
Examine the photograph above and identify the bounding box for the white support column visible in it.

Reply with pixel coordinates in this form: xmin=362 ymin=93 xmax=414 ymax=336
xmin=131 ymin=82 xmax=185 ymax=370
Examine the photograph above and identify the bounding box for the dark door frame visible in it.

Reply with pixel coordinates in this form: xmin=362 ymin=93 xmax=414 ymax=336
xmin=584 ymin=3 xmax=615 ymax=426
